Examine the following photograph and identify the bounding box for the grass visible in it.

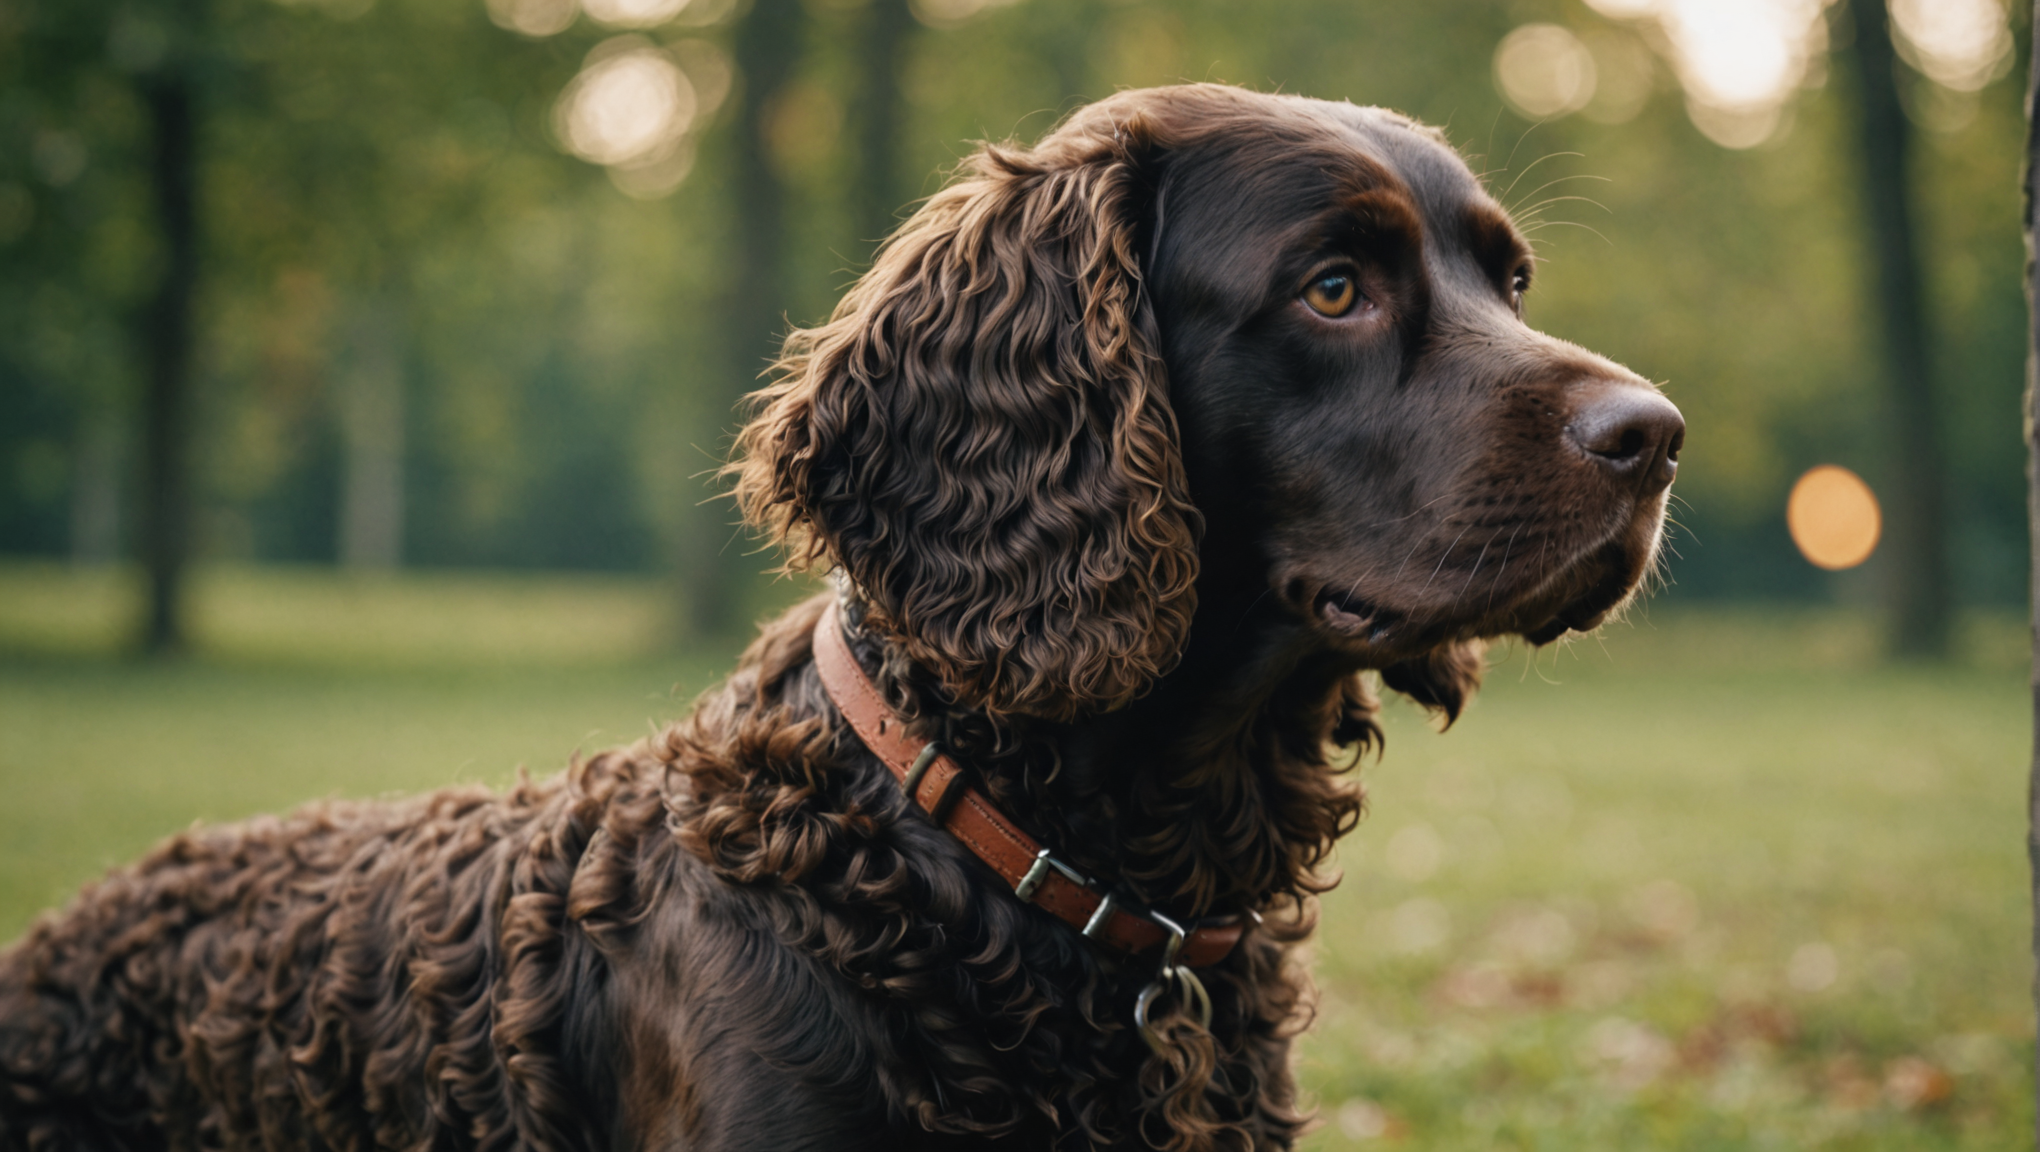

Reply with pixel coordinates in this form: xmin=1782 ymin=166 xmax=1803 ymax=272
xmin=0 ymin=561 xmax=2030 ymax=1148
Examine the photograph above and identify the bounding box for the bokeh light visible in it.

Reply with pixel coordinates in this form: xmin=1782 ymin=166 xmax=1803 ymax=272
xmin=668 ymin=39 xmax=732 ymax=117
xmin=486 ymin=0 xmax=577 ymax=37
xmin=1493 ymin=25 xmax=1598 ymax=120
xmin=1787 ymin=464 xmax=1881 ymax=571
xmin=583 ymin=0 xmax=690 ymax=28
xmin=1574 ymin=0 xmax=2012 ymax=146
xmin=909 ymin=0 xmax=1020 ymax=30
xmin=1583 ymin=0 xmax=1659 ymax=19
xmin=1577 ymin=30 xmax=1655 ymax=124
xmin=1658 ymin=0 xmax=1824 ymax=112
xmin=1891 ymin=0 xmax=2012 ymax=91
xmin=1574 ymin=0 xmax=1831 ymax=149
xmin=554 ymin=40 xmax=697 ymax=169
xmin=609 ymin=141 xmax=696 ymax=199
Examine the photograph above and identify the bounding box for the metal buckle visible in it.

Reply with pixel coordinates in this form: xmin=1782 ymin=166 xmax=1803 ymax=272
xmin=901 ymin=742 xmax=943 ymax=802
xmin=1013 ymin=846 xmax=1090 ymax=903
xmin=1082 ymin=892 xmax=1118 ymax=938
xmin=1133 ymin=910 xmax=1213 ymax=1054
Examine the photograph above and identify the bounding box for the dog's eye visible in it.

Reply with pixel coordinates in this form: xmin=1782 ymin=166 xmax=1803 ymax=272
xmin=1302 ymin=273 xmax=1359 ymax=318
xmin=1510 ymin=266 xmax=1531 ymax=308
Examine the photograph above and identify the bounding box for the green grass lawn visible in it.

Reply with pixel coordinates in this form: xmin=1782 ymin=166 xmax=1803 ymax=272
xmin=0 ymin=561 xmax=2030 ymax=1149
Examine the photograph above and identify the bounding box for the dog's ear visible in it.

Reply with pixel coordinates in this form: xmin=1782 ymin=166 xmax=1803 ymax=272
xmin=1380 ymin=640 xmax=1485 ymax=726
xmin=732 ymin=113 xmax=1200 ymax=722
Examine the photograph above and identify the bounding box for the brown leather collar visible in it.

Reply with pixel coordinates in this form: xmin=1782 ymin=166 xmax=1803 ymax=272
xmin=811 ymin=599 xmax=1244 ymax=969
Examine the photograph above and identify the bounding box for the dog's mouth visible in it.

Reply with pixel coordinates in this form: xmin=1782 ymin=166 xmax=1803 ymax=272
xmin=1520 ymin=586 xmax=1625 ymax=645
xmin=1516 ymin=529 xmax=1659 ymax=644
xmin=1312 ymin=583 xmax=1614 ymax=655
xmin=1303 ymin=527 xmax=1657 ymax=653
xmin=1313 ymin=589 xmax=1401 ymax=644
xmin=1308 ymin=588 xmax=1453 ymax=657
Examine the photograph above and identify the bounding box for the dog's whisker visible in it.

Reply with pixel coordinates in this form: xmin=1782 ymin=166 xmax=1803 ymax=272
xmin=1519 ymin=219 xmax=1615 ymax=247
xmin=1416 ymin=522 xmax=1476 ymax=603
xmin=1497 ymin=148 xmax=1584 ymax=203
xmin=1453 ymin=525 xmax=1503 ymax=608
xmin=1508 ymin=172 xmax=1612 ymax=207
xmin=1513 ymin=193 xmax=1611 ymax=218
xmin=1485 ymin=522 xmax=1526 ymax=617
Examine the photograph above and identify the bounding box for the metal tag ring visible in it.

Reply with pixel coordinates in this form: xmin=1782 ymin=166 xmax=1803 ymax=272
xmin=1173 ymin=965 xmax=1213 ymax=1030
xmin=1133 ymin=965 xmax=1214 ymax=1054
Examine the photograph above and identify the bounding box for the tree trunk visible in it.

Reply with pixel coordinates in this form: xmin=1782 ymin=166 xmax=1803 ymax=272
xmin=679 ymin=0 xmax=803 ymax=637
xmin=1845 ymin=0 xmax=1951 ymax=658
xmin=851 ymin=0 xmax=914 ymax=258
xmin=138 ymin=71 xmax=199 ymax=655
xmin=2022 ymin=3 xmax=2040 ymax=1144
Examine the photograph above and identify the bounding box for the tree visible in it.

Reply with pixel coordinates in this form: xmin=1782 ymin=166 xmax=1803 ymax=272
xmin=4 ymin=0 xmax=211 ymax=653
xmin=850 ymin=0 xmax=915 ymax=258
xmin=1844 ymin=0 xmax=1952 ymax=658
xmin=2022 ymin=0 xmax=2040 ymax=1141
xmin=137 ymin=45 xmax=200 ymax=654
xmin=679 ymin=0 xmax=806 ymax=636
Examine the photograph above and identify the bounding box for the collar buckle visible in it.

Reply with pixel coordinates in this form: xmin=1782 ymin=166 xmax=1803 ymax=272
xmin=1014 ymin=845 xmax=1091 ymax=902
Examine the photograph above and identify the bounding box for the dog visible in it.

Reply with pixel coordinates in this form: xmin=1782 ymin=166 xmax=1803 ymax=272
xmin=0 ymin=84 xmax=1681 ymax=1152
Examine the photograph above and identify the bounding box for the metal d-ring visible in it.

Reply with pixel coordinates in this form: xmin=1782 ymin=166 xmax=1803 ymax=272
xmin=1133 ymin=980 xmax=1169 ymax=1054
xmin=1133 ymin=911 xmax=1214 ymax=1052
xmin=1149 ymin=910 xmax=1188 ymax=972
xmin=1133 ymin=967 xmax=1215 ymax=1053
xmin=1173 ymin=966 xmax=1213 ymax=1030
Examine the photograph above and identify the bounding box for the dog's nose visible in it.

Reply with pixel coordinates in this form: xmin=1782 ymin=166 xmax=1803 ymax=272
xmin=1565 ymin=382 xmax=1684 ymax=493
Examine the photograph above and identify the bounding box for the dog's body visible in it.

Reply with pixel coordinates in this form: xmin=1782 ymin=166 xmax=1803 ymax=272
xmin=0 ymin=86 xmax=1681 ymax=1152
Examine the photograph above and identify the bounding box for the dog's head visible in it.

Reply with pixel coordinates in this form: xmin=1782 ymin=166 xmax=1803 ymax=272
xmin=734 ymin=84 xmax=1680 ymax=724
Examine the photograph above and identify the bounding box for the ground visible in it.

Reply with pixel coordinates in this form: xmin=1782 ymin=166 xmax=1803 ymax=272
xmin=0 ymin=561 xmax=2029 ymax=1150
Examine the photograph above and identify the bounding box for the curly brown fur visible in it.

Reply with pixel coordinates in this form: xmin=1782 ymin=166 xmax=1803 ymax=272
xmin=1 ymin=84 xmax=1679 ymax=1152
xmin=0 ymin=753 xmax=656 ymax=1152
xmin=730 ymin=109 xmax=1204 ymax=725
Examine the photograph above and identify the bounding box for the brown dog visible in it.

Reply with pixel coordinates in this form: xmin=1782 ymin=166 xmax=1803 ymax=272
xmin=0 ymin=85 xmax=1679 ymax=1152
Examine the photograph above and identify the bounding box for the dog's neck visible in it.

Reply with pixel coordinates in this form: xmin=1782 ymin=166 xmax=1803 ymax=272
xmin=854 ymin=576 xmax=1370 ymax=921
xmin=1062 ymin=579 xmax=1371 ymax=915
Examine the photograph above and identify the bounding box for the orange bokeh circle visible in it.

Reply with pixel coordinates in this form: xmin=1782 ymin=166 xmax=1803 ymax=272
xmin=1787 ymin=465 xmax=1881 ymax=571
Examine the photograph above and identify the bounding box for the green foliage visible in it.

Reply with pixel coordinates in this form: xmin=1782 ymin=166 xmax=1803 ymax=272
xmin=0 ymin=0 xmax=2028 ymax=604
xmin=0 ymin=563 xmax=2026 ymax=1146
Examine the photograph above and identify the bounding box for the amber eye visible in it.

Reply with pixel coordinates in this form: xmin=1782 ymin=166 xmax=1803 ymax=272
xmin=1302 ymin=272 xmax=1359 ymax=317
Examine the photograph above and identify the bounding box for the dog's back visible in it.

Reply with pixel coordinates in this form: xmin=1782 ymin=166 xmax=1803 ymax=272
xmin=0 ymin=755 xmax=661 ymax=1152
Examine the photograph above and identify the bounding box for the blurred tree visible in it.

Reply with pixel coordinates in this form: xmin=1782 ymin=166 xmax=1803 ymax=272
xmin=136 ymin=0 xmax=205 ymax=653
xmin=0 ymin=0 xmax=2029 ymax=643
xmin=2 ymin=0 xmax=212 ymax=653
xmin=682 ymin=0 xmax=804 ymax=634
xmin=2023 ymin=0 xmax=2040 ymax=1112
xmin=190 ymin=0 xmax=669 ymax=577
xmin=0 ymin=2 xmax=149 ymax=566
xmin=850 ymin=0 xmax=915 ymax=256
xmin=1844 ymin=0 xmax=1951 ymax=657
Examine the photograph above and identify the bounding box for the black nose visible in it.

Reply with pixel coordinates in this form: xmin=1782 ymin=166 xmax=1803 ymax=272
xmin=1565 ymin=382 xmax=1684 ymax=493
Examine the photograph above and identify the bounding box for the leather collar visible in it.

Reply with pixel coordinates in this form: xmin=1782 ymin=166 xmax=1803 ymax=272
xmin=811 ymin=599 xmax=1244 ymax=968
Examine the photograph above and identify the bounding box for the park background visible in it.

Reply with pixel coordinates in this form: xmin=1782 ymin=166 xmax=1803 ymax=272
xmin=0 ymin=0 xmax=2033 ymax=1147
